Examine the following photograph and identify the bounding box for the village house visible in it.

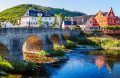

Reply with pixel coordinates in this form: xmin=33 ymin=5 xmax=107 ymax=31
xmin=1 ymin=22 xmax=13 ymax=28
xmin=62 ymin=18 xmax=77 ymax=30
xmin=21 ymin=10 xmax=60 ymax=27
xmin=73 ymin=15 xmax=95 ymax=31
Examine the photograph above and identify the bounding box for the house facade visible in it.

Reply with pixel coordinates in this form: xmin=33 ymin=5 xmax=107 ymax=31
xmin=21 ymin=10 xmax=59 ymax=27
xmin=62 ymin=18 xmax=77 ymax=30
xmin=73 ymin=15 xmax=95 ymax=31
xmin=93 ymin=7 xmax=120 ymax=30
xmin=1 ymin=22 xmax=13 ymax=28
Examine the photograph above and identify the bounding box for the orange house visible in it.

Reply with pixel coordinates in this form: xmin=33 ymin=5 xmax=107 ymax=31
xmin=93 ymin=7 xmax=120 ymax=30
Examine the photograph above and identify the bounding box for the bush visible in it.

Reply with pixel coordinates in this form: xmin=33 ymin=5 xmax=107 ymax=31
xmin=64 ymin=40 xmax=78 ymax=49
xmin=47 ymin=49 xmax=65 ymax=57
xmin=39 ymin=50 xmax=49 ymax=56
xmin=0 ymin=56 xmax=13 ymax=71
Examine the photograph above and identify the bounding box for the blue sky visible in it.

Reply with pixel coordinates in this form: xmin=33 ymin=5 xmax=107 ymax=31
xmin=0 ymin=0 xmax=120 ymax=16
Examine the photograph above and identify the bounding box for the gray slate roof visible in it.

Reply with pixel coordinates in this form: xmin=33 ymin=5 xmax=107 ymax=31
xmin=22 ymin=10 xmax=55 ymax=17
xmin=116 ymin=16 xmax=120 ymax=20
xmin=73 ymin=15 xmax=95 ymax=25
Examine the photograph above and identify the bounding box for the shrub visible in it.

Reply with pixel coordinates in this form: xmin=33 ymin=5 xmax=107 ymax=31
xmin=47 ymin=49 xmax=65 ymax=57
xmin=0 ymin=56 xmax=36 ymax=72
xmin=0 ymin=56 xmax=13 ymax=71
xmin=64 ymin=40 xmax=78 ymax=49
xmin=39 ymin=50 xmax=49 ymax=56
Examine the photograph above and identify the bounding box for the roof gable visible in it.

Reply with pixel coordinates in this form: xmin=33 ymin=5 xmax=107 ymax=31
xmin=107 ymin=8 xmax=115 ymax=17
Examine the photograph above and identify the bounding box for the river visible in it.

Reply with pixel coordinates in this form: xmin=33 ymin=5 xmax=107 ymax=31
xmin=1 ymin=50 xmax=120 ymax=78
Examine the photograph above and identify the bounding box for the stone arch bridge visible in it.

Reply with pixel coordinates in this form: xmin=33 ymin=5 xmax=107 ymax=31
xmin=0 ymin=28 xmax=80 ymax=61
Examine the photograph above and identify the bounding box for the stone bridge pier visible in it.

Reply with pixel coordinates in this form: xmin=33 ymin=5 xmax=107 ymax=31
xmin=0 ymin=28 xmax=80 ymax=61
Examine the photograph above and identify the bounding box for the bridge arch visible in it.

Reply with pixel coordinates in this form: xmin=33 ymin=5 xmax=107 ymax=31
xmin=22 ymin=35 xmax=44 ymax=53
xmin=0 ymin=42 xmax=9 ymax=59
xmin=50 ymin=34 xmax=61 ymax=49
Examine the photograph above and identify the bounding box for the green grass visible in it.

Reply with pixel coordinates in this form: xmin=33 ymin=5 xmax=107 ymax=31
xmin=88 ymin=37 xmax=120 ymax=48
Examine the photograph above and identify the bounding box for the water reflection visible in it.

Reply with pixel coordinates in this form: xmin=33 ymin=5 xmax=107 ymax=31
xmin=95 ymin=56 xmax=105 ymax=69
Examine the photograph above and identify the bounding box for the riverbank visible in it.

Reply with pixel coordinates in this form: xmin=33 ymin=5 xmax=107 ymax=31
xmin=67 ymin=37 xmax=120 ymax=50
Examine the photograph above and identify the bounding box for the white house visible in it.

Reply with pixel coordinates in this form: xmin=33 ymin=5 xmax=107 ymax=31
xmin=1 ymin=22 xmax=13 ymax=28
xmin=21 ymin=10 xmax=60 ymax=27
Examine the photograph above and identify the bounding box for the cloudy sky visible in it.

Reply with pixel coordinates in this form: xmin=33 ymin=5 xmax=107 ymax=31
xmin=0 ymin=0 xmax=120 ymax=16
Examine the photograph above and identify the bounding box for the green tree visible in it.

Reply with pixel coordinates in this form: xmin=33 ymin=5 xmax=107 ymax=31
xmin=38 ymin=16 xmax=42 ymax=28
xmin=0 ymin=22 xmax=2 ymax=28
xmin=45 ymin=20 xmax=49 ymax=27
xmin=52 ymin=17 xmax=57 ymax=28
xmin=59 ymin=13 xmax=65 ymax=28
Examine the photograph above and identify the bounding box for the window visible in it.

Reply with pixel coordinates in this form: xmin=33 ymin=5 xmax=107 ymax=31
xmin=93 ymin=20 xmax=95 ymax=23
xmin=112 ymin=19 xmax=114 ymax=23
xmin=118 ymin=21 xmax=119 ymax=23
xmin=103 ymin=19 xmax=105 ymax=23
xmin=109 ymin=19 xmax=111 ymax=23
xmin=82 ymin=19 xmax=84 ymax=22
xmin=97 ymin=20 xmax=99 ymax=23
xmin=49 ymin=18 xmax=51 ymax=20
xmin=110 ymin=14 xmax=113 ymax=17
xmin=32 ymin=17 xmax=34 ymax=20
xmin=100 ymin=19 xmax=102 ymax=23
xmin=116 ymin=21 xmax=118 ymax=23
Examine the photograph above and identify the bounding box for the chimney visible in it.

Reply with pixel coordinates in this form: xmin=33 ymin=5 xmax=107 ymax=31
xmin=110 ymin=7 xmax=112 ymax=10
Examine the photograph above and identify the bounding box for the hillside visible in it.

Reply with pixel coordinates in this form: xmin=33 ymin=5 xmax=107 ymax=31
xmin=0 ymin=4 xmax=86 ymax=24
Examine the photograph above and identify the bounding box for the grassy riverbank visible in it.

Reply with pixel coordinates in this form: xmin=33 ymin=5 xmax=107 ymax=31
xmin=0 ymin=56 xmax=37 ymax=73
xmin=68 ymin=37 xmax=120 ymax=48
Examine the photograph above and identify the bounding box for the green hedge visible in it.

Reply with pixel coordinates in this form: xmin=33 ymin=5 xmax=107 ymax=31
xmin=104 ymin=25 xmax=120 ymax=30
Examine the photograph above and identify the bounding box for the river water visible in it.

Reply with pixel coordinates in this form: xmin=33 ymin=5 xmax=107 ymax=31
xmin=1 ymin=50 xmax=120 ymax=78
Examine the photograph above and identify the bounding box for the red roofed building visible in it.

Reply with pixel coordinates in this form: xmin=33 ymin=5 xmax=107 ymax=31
xmin=93 ymin=7 xmax=120 ymax=30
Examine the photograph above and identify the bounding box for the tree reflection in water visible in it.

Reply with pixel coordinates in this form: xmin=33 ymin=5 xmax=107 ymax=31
xmin=86 ymin=50 xmax=120 ymax=72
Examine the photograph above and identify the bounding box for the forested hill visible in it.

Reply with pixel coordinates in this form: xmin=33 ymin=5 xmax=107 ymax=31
xmin=0 ymin=4 xmax=86 ymax=24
